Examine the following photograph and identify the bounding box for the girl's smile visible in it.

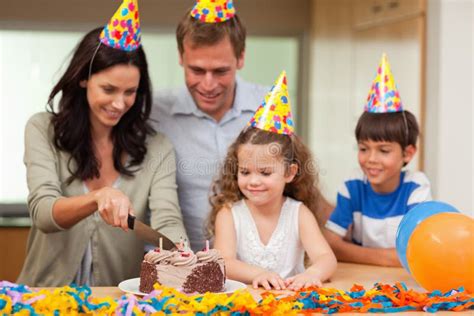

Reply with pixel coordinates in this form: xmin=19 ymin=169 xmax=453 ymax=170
xmin=237 ymin=143 xmax=297 ymax=209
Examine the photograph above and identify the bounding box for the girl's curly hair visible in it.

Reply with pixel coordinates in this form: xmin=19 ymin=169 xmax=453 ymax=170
xmin=207 ymin=127 xmax=322 ymax=237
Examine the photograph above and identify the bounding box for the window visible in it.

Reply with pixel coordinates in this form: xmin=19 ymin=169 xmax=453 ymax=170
xmin=0 ymin=30 xmax=299 ymax=204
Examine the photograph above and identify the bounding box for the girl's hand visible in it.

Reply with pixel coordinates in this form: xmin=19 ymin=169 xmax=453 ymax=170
xmin=285 ymin=271 xmax=323 ymax=291
xmin=252 ymin=271 xmax=286 ymax=290
xmin=94 ymin=187 xmax=133 ymax=231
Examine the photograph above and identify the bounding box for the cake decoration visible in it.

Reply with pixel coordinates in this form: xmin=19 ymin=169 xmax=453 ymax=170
xmin=139 ymin=247 xmax=225 ymax=294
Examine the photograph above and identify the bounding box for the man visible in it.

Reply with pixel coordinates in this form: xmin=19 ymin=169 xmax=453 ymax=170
xmin=151 ymin=1 xmax=267 ymax=251
xmin=152 ymin=0 xmax=332 ymax=251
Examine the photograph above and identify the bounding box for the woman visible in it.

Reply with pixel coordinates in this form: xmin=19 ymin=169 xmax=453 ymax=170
xmin=17 ymin=21 xmax=187 ymax=286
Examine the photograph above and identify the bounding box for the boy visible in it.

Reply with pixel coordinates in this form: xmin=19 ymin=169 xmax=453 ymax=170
xmin=324 ymin=54 xmax=432 ymax=267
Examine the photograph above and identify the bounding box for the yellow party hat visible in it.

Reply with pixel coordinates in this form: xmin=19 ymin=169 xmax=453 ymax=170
xmin=190 ymin=0 xmax=236 ymax=23
xmin=99 ymin=0 xmax=141 ymax=51
xmin=365 ymin=53 xmax=403 ymax=113
xmin=248 ymin=71 xmax=294 ymax=135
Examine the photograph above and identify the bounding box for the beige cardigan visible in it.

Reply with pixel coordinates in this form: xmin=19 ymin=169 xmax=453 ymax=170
xmin=17 ymin=112 xmax=187 ymax=286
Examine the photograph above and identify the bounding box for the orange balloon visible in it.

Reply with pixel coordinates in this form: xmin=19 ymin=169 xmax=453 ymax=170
xmin=406 ymin=212 xmax=474 ymax=293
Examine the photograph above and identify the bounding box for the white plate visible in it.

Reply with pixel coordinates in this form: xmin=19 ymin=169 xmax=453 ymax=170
xmin=118 ymin=278 xmax=247 ymax=296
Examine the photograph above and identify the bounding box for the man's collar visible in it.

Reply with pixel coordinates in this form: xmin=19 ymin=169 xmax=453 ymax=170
xmin=169 ymin=86 xmax=198 ymax=115
xmin=233 ymin=76 xmax=262 ymax=112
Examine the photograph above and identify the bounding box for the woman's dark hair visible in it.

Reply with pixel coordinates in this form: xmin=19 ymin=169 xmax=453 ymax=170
xmin=47 ymin=27 xmax=154 ymax=184
xmin=355 ymin=110 xmax=419 ymax=149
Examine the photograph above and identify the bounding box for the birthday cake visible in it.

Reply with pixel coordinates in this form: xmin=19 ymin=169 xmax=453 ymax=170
xmin=139 ymin=247 xmax=226 ymax=294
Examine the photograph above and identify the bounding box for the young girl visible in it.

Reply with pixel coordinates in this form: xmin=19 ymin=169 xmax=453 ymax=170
xmin=208 ymin=72 xmax=337 ymax=291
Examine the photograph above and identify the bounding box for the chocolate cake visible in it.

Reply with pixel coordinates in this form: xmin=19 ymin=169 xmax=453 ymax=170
xmin=139 ymin=248 xmax=226 ymax=294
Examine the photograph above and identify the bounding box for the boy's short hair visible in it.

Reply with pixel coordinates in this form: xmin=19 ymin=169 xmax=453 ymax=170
xmin=355 ymin=110 xmax=419 ymax=148
xmin=176 ymin=11 xmax=246 ymax=59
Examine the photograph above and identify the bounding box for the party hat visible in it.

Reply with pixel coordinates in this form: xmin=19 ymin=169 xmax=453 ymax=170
xmin=364 ymin=54 xmax=403 ymax=113
xmin=248 ymin=71 xmax=294 ymax=135
xmin=190 ymin=0 xmax=236 ymax=23
xmin=100 ymin=0 xmax=141 ymax=51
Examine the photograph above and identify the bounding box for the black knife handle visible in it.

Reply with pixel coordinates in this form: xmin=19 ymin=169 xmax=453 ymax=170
xmin=127 ymin=214 xmax=136 ymax=230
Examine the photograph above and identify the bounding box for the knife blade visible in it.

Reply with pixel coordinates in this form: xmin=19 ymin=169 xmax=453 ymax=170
xmin=127 ymin=214 xmax=176 ymax=250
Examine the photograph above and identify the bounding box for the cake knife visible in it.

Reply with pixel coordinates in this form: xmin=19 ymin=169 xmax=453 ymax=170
xmin=127 ymin=214 xmax=176 ymax=250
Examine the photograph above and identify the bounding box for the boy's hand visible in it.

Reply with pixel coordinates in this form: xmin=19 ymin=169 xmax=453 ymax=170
xmin=252 ymin=271 xmax=286 ymax=290
xmin=285 ymin=271 xmax=323 ymax=291
xmin=379 ymin=248 xmax=402 ymax=267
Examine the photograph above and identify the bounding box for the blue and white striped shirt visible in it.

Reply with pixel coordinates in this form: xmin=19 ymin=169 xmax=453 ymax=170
xmin=325 ymin=170 xmax=432 ymax=248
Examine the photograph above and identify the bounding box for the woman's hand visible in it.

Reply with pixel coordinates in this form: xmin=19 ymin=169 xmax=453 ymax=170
xmin=285 ymin=271 xmax=323 ymax=291
xmin=94 ymin=187 xmax=133 ymax=231
xmin=252 ymin=271 xmax=286 ymax=290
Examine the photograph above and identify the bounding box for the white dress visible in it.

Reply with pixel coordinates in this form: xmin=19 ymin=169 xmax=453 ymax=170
xmin=231 ymin=197 xmax=305 ymax=278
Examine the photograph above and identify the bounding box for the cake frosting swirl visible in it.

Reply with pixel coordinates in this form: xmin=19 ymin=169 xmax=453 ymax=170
xmin=196 ymin=249 xmax=221 ymax=263
xmin=168 ymin=251 xmax=198 ymax=266
xmin=144 ymin=249 xmax=174 ymax=264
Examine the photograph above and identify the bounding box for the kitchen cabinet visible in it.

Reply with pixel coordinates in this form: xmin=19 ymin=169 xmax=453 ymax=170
xmin=0 ymin=223 xmax=29 ymax=282
xmin=353 ymin=0 xmax=425 ymax=28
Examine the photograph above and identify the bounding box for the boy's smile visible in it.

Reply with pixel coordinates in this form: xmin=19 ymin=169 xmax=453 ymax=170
xmin=358 ymin=140 xmax=416 ymax=193
xmin=366 ymin=167 xmax=383 ymax=177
